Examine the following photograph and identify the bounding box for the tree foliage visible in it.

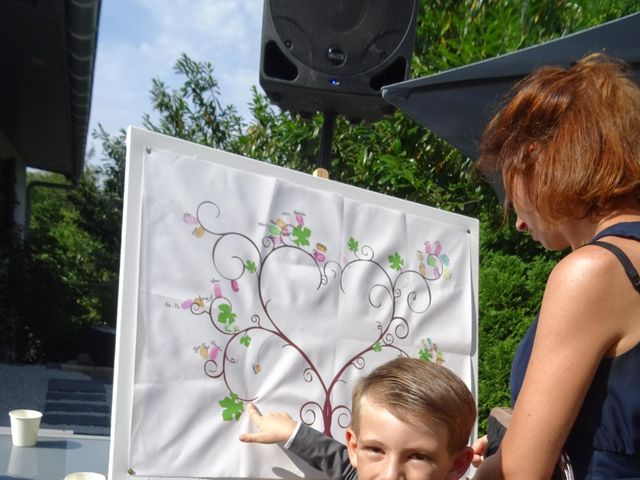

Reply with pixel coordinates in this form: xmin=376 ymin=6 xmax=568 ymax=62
xmin=142 ymin=53 xmax=243 ymax=150
xmin=8 ymin=0 xmax=636 ymax=430
xmin=7 ymin=166 xmax=120 ymax=361
xmin=135 ymin=0 xmax=635 ymax=431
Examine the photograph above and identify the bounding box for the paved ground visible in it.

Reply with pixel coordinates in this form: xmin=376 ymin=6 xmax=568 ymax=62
xmin=0 ymin=363 xmax=113 ymax=436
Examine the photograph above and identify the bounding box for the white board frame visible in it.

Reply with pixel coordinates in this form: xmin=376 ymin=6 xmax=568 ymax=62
xmin=108 ymin=126 xmax=479 ymax=479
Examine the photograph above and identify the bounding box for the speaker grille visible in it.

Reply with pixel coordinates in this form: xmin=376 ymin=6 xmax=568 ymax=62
xmin=269 ymin=0 xmax=415 ymax=76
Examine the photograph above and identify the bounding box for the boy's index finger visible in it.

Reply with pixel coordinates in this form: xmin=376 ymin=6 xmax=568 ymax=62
xmin=239 ymin=431 xmax=264 ymax=443
xmin=239 ymin=405 xmax=295 ymax=444
xmin=247 ymin=403 xmax=265 ymax=427
xmin=247 ymin=403 xmax=260 ymax=416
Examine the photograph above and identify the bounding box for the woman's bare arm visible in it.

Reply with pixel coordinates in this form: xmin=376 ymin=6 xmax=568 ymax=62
xmin=474 ymin=246 xmax=632 ymax=479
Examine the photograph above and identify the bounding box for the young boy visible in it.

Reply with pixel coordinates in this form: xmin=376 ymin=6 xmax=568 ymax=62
xmin=240 ymin=357 xmax=476 ymax=480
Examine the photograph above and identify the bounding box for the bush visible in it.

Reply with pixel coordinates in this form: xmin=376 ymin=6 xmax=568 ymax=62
xmin=477 ymin=250 xmax=557 ymax=431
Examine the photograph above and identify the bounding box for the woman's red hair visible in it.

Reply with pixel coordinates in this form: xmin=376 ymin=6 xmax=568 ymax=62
xmin=476 ymin=53 xmax=640 ymax=222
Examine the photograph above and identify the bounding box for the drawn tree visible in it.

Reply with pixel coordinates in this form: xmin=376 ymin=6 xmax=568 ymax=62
xmin=182 ymin=201 xmax=451 ymax=436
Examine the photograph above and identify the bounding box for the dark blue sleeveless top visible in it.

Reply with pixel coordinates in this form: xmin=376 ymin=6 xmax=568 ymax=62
xmin=510 ymin=222 xmax=640 ymax=479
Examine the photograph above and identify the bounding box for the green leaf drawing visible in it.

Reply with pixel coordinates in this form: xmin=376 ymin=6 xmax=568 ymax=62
xmin=347 ymin=237 xmax=359 ymax=253
xmin=292 ymin=225 xmax=311 ymax=247
xmin=240 ymin=334 xmax=251 ymax=347
xmin=388 ymin=252 xmax=404 ymax=271
xmin=372 ymin=341 xmax=382 ymax=352
xmin=219 ymin=393 xmax=244 ymax=421
xmin=427 ymin=257 xmax=437 ymax=267
xmin=419 ymin=348 xmax=432 ymax=362
xmin=217 ymin=304 xmax=236 ymax=325
xmin=245 ymin=260 xmax=257 ymax=273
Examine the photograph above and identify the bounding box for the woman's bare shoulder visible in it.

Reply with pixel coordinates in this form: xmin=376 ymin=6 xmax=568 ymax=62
xmin=540 ymin=243 xmax=635 ymax=350
xmin=546 ymin=245 xmax=615 ymax=292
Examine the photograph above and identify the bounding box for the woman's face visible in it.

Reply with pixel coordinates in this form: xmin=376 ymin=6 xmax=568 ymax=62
xmin=511 ymin=176 xmax=570 ymax=251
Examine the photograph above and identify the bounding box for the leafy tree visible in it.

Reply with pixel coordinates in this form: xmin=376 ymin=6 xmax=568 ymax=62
xmin=79 ymin=0 xmax=632 ymax=426
xmin=2 ymin=122 xmax=128 ymax=362
xmin=93 ymin=124 xmax=126 ymax=203
xmin=142 ymin=53 xmax=243 ymax=150
xmin=15 ymin=0 xmax=635 ymax=431
xmin=9 ymin=167 xmax=119 ymax=361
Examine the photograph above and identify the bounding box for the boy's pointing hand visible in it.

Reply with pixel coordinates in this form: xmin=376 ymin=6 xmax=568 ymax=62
xmin=239 ymin=403 xmax=297 ymax=444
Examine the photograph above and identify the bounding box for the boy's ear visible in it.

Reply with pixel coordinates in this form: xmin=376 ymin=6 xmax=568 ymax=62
xmin=345 ymin=427 xmax=359 ymax=469
xmin=446 ymin=446 xmax=474 ymax=480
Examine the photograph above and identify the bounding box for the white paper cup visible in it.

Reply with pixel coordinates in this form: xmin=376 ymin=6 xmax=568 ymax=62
xmin=64 ymin=473 xmax=107 ymax=480
xmin=8 ymin=409 xmax=43 ymax=447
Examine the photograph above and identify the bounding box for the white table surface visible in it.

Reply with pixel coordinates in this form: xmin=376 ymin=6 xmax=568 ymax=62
xmin=0 ymin=426 xmax=109 ymax=479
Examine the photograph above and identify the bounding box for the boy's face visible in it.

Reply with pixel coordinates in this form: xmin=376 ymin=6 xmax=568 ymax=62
xmin=346 ymin=400 xmax=473 ymax=480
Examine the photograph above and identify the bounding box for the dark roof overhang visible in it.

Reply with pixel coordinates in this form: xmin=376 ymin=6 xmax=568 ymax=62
xmin=0 ymin=0 xmax=101 ymax=180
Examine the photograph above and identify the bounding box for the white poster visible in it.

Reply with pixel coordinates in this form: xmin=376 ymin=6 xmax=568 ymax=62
xmin=109 ymin=127 xmax=479 ymax=480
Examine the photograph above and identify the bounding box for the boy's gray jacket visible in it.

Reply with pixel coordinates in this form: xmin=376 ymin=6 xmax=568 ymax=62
xmin=289 ymin=423 xmax=357 ymax=480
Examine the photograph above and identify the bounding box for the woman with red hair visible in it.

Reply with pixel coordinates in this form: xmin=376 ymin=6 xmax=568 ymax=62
xmin=472 ymin=53 xmax=640 ymax=479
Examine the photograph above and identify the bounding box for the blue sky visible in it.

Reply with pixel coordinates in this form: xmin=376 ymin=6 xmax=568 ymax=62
xmin=87 ymin=0 xmax=263 ymax=156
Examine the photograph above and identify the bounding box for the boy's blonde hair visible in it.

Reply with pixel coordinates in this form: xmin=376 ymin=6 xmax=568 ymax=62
xmin=351 ymin=357 xmax=476 ymax=453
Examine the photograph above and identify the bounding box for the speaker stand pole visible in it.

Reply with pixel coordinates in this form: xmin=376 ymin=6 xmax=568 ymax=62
xmin=313 ymin=112 xmax=336 ymax=180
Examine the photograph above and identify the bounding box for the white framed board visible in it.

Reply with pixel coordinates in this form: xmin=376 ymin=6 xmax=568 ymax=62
xmin=108 ymin=127 xmax=479 ymax=479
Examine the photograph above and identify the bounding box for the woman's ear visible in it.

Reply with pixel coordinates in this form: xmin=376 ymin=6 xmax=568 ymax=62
xmin=446 ymin=446 xmax=474 ymax=480
xmin=345 ymin=427 xmax=359 ymax=469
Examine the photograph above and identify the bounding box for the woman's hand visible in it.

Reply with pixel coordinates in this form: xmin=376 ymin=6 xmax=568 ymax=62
xmin=472 ymin=435 xmax=488 ymax=467
xmin=239 ymin=403 xmax=297 ymax=444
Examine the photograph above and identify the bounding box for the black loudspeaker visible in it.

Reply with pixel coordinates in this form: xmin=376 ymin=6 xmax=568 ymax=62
xmin=259 ymin=0 xmax=419 ymax=122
